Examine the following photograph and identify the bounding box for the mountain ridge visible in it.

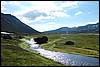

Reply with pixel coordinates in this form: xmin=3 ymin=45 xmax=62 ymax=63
xmin=43 ymin=22 xmax=99 ymax=33
xmin=1 ymin=13 xmax=40 ymax=34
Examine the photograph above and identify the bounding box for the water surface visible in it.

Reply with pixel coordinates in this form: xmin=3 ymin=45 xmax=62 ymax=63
xmin=24 ymin=38 xmax=99 ymax=66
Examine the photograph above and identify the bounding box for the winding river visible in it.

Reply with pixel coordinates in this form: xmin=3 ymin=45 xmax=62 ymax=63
xmin=23 ymin=38 xmax=99 ymax=66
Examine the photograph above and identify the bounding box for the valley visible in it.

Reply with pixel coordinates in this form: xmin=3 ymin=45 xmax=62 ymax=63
xmin=38 ymin=33 xmax=99 ymax=58
xmin=1 ymin=32 xmax=99 ymax=66
xmin=1 ymin=37 xmax=65 ymax=66
xmin=1 ymin=11 xmax=99 ymax=66
xmin=19 ymin=33 xmax=99 ymax=66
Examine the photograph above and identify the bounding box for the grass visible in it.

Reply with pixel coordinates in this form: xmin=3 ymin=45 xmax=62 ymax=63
xmin=37 ymin=33 xmax=99 ymax=58
xmin=2 ymin=33 xmax=98 ymax=66
xmin=1 ymin=37 xmax=65 ymax=66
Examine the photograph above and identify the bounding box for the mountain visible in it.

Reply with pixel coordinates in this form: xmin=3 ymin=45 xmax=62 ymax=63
xmin=44 ymin=22 xmax=99 ymax=33
xmin=44 ymin=27 xmax=70 ymax=33
xmin=1 ymin=13 xmax=40 ymax=34
xmin=74 ymin=23 xmax=99 ymax=33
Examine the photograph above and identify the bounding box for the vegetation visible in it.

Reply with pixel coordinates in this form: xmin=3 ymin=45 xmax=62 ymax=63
xmin=1 ymin=37 xmax=65 ymax=66
xmin=37 ymin=33 xmax=99 ymax=58
xmin=1 ymin=34 xmax=12 ymax=39
xmin=1 ymin=33 xmax=98 ymax=66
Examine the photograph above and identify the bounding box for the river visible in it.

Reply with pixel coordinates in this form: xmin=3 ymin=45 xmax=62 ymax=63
xmin=23 ymin=38 xmax=99 ymax=66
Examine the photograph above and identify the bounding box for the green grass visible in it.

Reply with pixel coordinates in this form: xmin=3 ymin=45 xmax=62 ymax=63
xmin=1 ymin=38 xmax=65 ymax=66
xmin=2 ymin=33 xmax=98 ymax=66
xmin=19 ymin=39 xmax=38 ymax=54
xmin=38 ymin=33 xmax=99 ymax=58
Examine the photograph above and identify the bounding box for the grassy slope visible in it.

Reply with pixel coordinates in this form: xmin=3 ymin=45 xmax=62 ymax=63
xmin=1 ymin=38 xmax=65 ymax=66
xmin=39 ymin=33 xmax=99 ymax=58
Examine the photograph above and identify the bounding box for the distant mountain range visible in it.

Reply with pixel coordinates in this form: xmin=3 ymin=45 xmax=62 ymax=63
xmin=44 ymin=22 xmax=99 ymax=33
xmin=1 ymin=13 xmax=40 ymax=34
xmin=1 ymin=13 xmax=99 ymax=34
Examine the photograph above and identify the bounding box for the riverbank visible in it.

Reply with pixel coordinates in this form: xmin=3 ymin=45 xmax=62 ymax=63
xmin=22 ymin=38 xmax=99 ymax=66
xmin=35 ymin=33 xmax=99 ymax=58
xmin=1 ymin=38 xmax=65 ymax=66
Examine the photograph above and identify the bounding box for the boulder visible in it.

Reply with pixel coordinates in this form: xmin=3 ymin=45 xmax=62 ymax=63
xmin=65 ymin=41 xmax=74 ymax=45
xmin=34 ymin=36 xmax=48 ymax=44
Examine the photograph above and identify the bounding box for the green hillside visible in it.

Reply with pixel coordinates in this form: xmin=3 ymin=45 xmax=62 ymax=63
xmin=39 ymin=33 xmax=99 ymax=58
xmin=1 ymin=38 xmax=65 ymax=66
xmin=1 ymin=13 xmax=39 ymax=34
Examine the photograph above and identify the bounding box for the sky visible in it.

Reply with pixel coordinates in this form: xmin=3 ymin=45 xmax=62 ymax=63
xmin=1 ymin=1 xmax=99 ymax=32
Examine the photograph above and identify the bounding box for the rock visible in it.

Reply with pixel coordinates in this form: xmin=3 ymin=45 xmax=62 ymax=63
xmin=65 ymin=41 xmax=74 ymax=45
xmin=34 ymin=36 xmax=48 ymax=44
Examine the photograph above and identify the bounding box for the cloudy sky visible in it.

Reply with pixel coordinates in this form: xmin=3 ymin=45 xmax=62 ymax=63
xmin=1 ymin=1 xmax=99 ymax=32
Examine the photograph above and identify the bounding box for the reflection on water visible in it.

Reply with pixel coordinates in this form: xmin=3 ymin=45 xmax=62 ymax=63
xmin=24 ymin=38 xmax=99 ymax=66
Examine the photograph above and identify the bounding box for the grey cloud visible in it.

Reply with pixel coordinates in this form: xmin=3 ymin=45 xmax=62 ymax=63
xmin=23 ymin=10 xmax=48 ymax=20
